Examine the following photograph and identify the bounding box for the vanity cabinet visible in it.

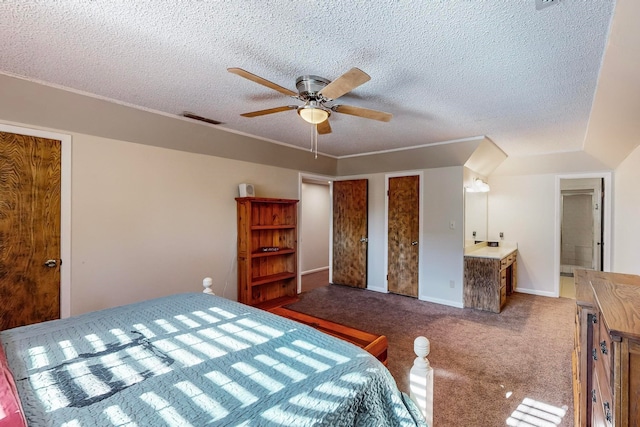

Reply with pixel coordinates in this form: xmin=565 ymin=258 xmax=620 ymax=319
xmin=573 ymin=270 xmax=640 ymax=427
xmin=463 ymin=248 xmax=517 ymax=313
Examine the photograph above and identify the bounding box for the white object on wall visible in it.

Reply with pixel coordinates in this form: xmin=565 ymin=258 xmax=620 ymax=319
xmin=238 ymin=183 xmax=255 ymax=197
xmin=410 ymin=336 xmax=433 ymax=425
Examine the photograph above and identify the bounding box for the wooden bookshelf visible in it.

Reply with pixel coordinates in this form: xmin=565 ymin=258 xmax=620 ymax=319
xmin=236 ymin=197 xmax=299 ymax=307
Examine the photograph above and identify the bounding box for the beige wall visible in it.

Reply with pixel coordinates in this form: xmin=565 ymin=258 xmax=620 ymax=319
xmin=613 ymin=144 xmax=640 ymax=274
xmin=71 ymin=133 xmax=299 ymax=314
xmin=300 ymin=182 xmax=330 ymax=272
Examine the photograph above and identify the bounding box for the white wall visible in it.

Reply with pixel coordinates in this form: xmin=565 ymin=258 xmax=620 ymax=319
xmin=71 ymin=133 xmax=299 ymax=314
xmin=300 ymin=182 xmax=330 ymax=273
xmin=345 ymin=167 xmax=465 ymax=307
xmin=421 ymin=167 xmax=465 ymax=306
xmin=488 ymin=174 xmax=557 ymax=296
xmin=613 ymin=144 xmax=640 ymax=274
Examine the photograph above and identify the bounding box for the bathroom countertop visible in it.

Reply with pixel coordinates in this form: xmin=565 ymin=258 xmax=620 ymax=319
xmin=464 ymin=244 xmax=518 ymax=259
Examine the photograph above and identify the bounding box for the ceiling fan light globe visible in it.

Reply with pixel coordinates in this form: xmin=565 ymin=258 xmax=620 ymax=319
xmin=298 ymin=106 xmax=329 ymax=124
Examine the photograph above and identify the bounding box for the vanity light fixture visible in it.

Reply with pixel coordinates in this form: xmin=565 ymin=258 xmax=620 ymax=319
xmin=466 ymin=178 xmax=490 ymax=193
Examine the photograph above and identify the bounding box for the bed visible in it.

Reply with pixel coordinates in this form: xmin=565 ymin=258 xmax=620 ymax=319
xmin=0 ymin=293 xmax=427 ymax=426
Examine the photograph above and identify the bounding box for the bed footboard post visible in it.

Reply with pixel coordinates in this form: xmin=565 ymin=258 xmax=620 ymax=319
xmin=410 ymin=336 xmax=433 ymax=426
xmin=202 ymin=277 xmax=214 ymax=295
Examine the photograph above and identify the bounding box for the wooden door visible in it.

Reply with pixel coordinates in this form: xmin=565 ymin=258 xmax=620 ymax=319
xmin=0 ymin=131 xmax=61 ymax=330
xmin=387 ymin=175 xmax=420 ymax=297
xmin=332 ymin=179 xmax=368 ymax=288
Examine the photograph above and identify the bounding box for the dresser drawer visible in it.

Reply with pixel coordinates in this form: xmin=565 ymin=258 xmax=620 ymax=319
xmin=597 ymin=311 xmax=613 ymax=386
xmin=592 ymin=368 xmax=614 ymax=426
xmin=500 ymin=285 xmax=506 ymax=308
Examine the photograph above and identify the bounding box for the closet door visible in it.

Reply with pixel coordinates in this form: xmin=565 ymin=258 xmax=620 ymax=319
xmin=387 ymin=175 xmax=420 ymax=297
xmin=332 ymin=179 xmax=368 ymax=288
xmin=0 ymin=131 xmax=61 ymax=330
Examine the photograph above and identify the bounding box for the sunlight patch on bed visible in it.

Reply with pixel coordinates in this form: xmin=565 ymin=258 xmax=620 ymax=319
xmin=288 ymin=390 xmax=341 ymax=412
xmin=28 ymin=345 xmax=50 ymax=369
xmin=314 ymin=381 xmax=355 ymax=399
xmin=140 ymin=392 xmax=194 ymax=427
xmin=132 ymin=323 xmax=156 ymax=339
xmin=253 ymin=354 xmax=308 ymax=383
xmin=124 ymin=346 xmax=173 ymax=376
xmin=154 ymin=319 xmax=179 ymax=333
xmin=153 ymin=338 xmax=203 ymax=367
xmin=191 ymin=310 xmax=220 ymax=324
xmin=174 ymin=381 xmax=229 ymax=422
xmin=208 ymin=307 xmax=236 ymax=319
xmin=260 ymin=406 xmax=318 ymax=427
xmin=61 ymin=420 xmax=81 ymax=427
xmin=109 ymin=328 xmax=133 ymax=345
xmin=103 ymin=405 xmax=139 ymax=427
xmin=174 ymin=314 xmax=201 ymax=328
xmin=31 ymin=371 xmax=69 ymax=411
xmin=84 ymin=334 xmax=107 ymax=352
xmin=506 ymin=397 xmax=567 ymax=426
xmin=70 ymin=361 xmax=111 ymax=396
xmin=232 ymin=361 xmax=285 ymax=394
xmin=291 ymin=340 xmax=350 ymax=364
xmin=205 ymin=371 xmax=258 ymax=407
xmin=275 ymin=347 xmax=331 ymax=372
xmin=339 ymin=371 xmax=368 ymax=385
xmin=58 ymin=340 xmax=78 ymax=360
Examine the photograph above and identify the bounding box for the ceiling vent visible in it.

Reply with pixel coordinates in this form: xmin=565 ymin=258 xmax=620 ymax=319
xmin=182 ymin=112 xmax=223 ymax=125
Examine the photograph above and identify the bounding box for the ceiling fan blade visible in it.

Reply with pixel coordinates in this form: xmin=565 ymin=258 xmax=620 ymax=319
xmin=240 ymin=105 xmax=297 ymax=117
xmin=228 ymin=68 xmax=298 ymax=97
xmin=333 ymin=104 xmax=392 ymax=122
xmin=320 ymin=68 xmax=371 ymax=100
xmin=317 ymin=119 xmax=332 ymax=135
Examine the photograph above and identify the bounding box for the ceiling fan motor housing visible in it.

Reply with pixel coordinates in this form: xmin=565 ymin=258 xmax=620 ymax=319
xmin=296 ymin=75 xmax=330 ymax=99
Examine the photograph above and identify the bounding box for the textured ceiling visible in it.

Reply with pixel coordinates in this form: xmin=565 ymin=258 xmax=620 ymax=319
xmin=0 ymin=1 xmax=616 ymax=158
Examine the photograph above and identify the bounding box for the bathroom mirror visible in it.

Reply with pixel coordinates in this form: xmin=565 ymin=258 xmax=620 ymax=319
xmin=464 ymin=191 xmax=488 ymax=246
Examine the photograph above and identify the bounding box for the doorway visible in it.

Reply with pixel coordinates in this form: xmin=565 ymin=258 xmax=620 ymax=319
xmin=298 ymin=175 xmax=331 ymax=292
xmin=0 ymin=124 xmax=72 ymax=322
xmin=555 ymin=174 xmax=611 ymax=298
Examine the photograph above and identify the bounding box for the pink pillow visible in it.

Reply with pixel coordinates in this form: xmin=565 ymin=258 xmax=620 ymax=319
xmin=0 ymin=342 xmax=27 ymax=427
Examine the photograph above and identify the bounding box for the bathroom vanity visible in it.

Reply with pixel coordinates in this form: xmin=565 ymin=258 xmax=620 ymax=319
xmin=463 ymin=243 xmax=518 ymax=313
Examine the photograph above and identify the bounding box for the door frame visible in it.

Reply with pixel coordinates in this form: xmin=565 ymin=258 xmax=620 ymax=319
xmin=0 ymin=123 xmax=71 ymax=318
xmin=384 ymin=171 xmax=423 ymax=294
xmin=298 ymin=172 xmax=334 ymax=293
xmin=554 ymin=172 xmax=611 ymax=297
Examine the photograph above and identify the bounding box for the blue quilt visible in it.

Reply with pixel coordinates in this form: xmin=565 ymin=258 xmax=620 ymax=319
xmin=1 ymin=293 xmax=426 ymax=426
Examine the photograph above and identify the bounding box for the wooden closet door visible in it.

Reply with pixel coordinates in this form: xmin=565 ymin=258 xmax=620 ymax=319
xmin=387 ymin=175 xmax=420 ymax=297
xmin=0 ymin=131 xmax=61 ymax=330
xmin=332 ymin=179 xmax=368 ymax=288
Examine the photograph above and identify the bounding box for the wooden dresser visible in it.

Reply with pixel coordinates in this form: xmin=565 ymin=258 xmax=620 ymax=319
xmin=573 ymin=270 xmax=640 ymax=427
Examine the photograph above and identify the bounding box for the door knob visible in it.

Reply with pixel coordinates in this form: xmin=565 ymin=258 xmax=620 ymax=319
xmin=411 ymin=241 xmax=418 ymax=246
xmin=360 ymin=237 xmax=368 ymax=243
xmin=44 ymin=259 xmax=58 ymax=268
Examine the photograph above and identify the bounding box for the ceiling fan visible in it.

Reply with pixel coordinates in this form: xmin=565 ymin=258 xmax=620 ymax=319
xmin=227 ymin=67 xmax=392 ymax=137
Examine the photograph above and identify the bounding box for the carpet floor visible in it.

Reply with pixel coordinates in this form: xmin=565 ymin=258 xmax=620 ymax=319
xmin=286 ymin=285 xmax=575 ymax=427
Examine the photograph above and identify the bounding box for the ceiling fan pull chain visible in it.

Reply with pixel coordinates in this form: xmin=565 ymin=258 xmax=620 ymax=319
xmin=310 ymin=124 xmax=314 ymax=152
xmin=314 ymin=124 xmax=318 ymax=159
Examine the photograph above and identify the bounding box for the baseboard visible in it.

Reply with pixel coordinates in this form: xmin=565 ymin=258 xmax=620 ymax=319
xmin=301 ymin=266 xmax=329 ymax=275
xmin=515 ymin=288 xmax=558 ymax=298
xmin=419 ymin=295 xmax=464 ymax=308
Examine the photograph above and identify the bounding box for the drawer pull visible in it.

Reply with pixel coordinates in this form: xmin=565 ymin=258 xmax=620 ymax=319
xmin=600 ymin=340 xmax=608 ymax=355
xmin=604 ymin=402 xmax=611 ymax=422
xmin=592 ymin=389 xmax=597 ymax=403
xmin=592 ymin=348 xmax=598 ymax=361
